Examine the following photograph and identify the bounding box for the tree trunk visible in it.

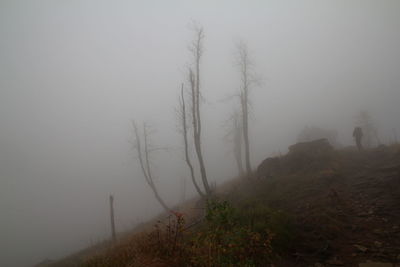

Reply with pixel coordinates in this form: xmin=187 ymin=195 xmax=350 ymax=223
xmin=109 ymin=195 xmax=116 ymax=242
xmin=180 ymin=85 xmax=205 ymax=197
xmin=242 ymin=92 xmax=251 ymax=175
xmin=233 ymin=113 xmax=244 ymax=177
xmin=132 ymin=121 xmax=170 ymax=213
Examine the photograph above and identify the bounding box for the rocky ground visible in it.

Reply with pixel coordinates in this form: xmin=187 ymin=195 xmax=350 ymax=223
xmin=268 ymin=145 xmax=400 ymax=266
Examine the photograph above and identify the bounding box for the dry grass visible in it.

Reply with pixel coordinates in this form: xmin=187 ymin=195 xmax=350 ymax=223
xmin=50 ymin=144 xmax=400 ymax=266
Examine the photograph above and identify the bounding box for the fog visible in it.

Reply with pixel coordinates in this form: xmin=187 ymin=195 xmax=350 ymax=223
xmin=1 ymin=1 xmax=399 ymax=266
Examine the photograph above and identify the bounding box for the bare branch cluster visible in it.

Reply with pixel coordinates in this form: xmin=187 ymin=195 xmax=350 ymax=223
xmin=132 ymin=121 xmax=170 ymax=212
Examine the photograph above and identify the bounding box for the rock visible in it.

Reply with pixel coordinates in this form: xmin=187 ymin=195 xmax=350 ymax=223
xmin=358 ymin=261 xmax=392 ymax=267
xmin=288 ymin=138 xmax=333 ymax=155
xmin=368 ymin=209 xmax=374 ymax=215
xmin=326 ymin=257 xmax=344 ymax=265
xmin=373 ymin=241 xmax=382 ymax=248
xmin=286 ymin=138 xmax=333 ymax=171
xmin=373 ymin=229 xmax=384 ymax=235
xmin=354 ymin=244 xmax=368 ymax=253
xmin=257 ymin=157 xmax=281 ymax=179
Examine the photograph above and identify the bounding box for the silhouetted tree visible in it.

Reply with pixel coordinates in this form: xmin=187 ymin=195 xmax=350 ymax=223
xmin=224 ymin=110 xmax=245 ymax=177
xmin=232 ymin=111 xmax=244 ymax=177
xmin=236 ymin=41 xmax=259 ymax=176
xmin=109 ymin=195 xmax=116 ymax=242
xmin=132 ymin=121 xmax=170 ymax=212
xmin=187 ymin=24 xmax=211 ymax=195
xmin=177 ymin=83 xmax=205 ymax=198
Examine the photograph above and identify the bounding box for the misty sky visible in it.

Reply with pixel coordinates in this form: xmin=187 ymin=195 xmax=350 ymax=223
xmin=1 ymin=1 xmax=400 ymax=266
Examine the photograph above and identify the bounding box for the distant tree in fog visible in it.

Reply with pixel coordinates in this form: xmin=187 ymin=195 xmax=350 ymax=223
xmin=223 ymin=109 xmax=245 ymax=177
xmin=177 ymin=83 xmax=205 ymax=198
xmin=235 ymin=41 xmax=260 ymax=176
xmin=187 ymin=24 xmax=211 ymax=195
xmin=132 ymin=121 xmax=170 ymax=212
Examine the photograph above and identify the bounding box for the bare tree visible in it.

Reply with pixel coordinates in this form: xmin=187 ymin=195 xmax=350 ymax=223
xmin=223 ymin=110 xmax=245 ymax=177
xmin=132 ymin=121 xmax=170 ymax=212
xmin=177 ymin=83 xmax=205 ymax=197
xmin=232 ymin=111 xmax=244 ymax=177
xmin=187 ymin=24 xmax=211 ymax=195
xmin=109 ymin=195 xmax=116 ymax=242
xmin=236 ymin=41 xmax=259 ymax=176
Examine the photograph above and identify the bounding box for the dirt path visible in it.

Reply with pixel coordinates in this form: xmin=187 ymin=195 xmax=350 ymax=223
xmin=282 ymin=149 xmax=400 ymax=266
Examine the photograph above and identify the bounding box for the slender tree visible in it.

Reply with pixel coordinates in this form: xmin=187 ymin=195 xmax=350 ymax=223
xmin=109 ymin=195 xmax=116 ymax=242
xmin=236 ymin=41 xmax=259 ymax=176
xmin=178 ymin=83 xmax=205 ymax=197
xmin=223 ymin=110 xmax=245 ymax=177
xmin=132 ymin=121 xmax=170 ymax=212
xmin=187 ymin=25 xmax=211 ymax=195
xmin=232 ymin=110 xmax=245 ymax=177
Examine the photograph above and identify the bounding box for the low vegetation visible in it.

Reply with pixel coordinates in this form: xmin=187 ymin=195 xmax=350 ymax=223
xmin=84 ymin=197 xmax=293 ymax=267
xmin=50 ymin=143 xmax=400 ymax=266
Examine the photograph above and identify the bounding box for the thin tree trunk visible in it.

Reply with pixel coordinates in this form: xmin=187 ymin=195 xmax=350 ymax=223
xmin=233 ymin=113 xmax=244 ymax=176
xmin=189 ymin=67 xmax=210 ymax=195
xmin=237 ymin=42 xmax=253 ymax=176
xmin=242 ymin=91 xmax=251 ymax=175
xmin=180 ymin=84 xmax=205 ymax=197
xmin=132 ymin=122 xmax=170 ymax=212
xmin=109 ymin=194 xmax=116 ymax=242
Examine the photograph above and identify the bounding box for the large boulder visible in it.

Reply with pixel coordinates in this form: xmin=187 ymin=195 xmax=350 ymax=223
xmin=286 ymin=138 xmax=333 ymax=171
xmin=257 ymin=139 xmax=334 ymax=178
xmin=257 ymin=157 xmax=281 ymax=179
xmin=288 ymin=138 xmax=333 ymax=156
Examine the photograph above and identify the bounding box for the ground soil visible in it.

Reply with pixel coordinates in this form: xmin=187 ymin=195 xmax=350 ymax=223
xmin=268 ymin=147 xmax=400 ymax=266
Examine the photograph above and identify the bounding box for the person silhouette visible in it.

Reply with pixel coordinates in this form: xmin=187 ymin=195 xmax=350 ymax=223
xmin=353 ymin=127 xmax=363 ymax=151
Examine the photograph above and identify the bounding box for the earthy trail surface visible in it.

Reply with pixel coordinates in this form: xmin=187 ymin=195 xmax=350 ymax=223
xmin=270 ymin=147 xmax=400 ymax=266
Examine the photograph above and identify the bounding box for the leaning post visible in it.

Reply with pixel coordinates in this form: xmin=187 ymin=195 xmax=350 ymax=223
xmin=109 ymin=194 xmax=116 ymax=242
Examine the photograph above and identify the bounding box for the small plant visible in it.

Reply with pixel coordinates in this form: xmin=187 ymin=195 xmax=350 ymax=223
xmin=144 ymin=211 xmax=186 ymax=261
xmin=205 ymin=199 xmax=235 ymax=229
xmin=187 ymin=199 xmax=274 ymax=266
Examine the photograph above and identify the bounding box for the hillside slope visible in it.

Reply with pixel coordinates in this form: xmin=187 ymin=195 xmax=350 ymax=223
xmin=47 ymin=143 xmax=400 ymax=267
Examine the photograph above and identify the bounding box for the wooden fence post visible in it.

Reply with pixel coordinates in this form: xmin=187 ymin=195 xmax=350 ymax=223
xmin=109 ymin=194 xmax=116 ymax=242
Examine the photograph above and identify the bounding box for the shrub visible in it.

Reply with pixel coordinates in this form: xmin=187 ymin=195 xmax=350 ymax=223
xmin=186 ymin=199 xmax=275 ymax=266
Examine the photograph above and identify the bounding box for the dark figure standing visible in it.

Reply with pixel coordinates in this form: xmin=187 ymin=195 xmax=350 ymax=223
xmin=353 ymin=127 xmax=363 ymax=151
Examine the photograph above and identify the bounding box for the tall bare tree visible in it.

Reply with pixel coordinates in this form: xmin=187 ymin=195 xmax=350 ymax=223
xmin=232 ymin=110 xmax=245 ymax=177
xmin=132 ymin=121 xmax=170 ymax=212
xmin=223 ymin=110 xmax=245 ymax=177
xmin=109 ymin=195 xmax=116 ymax=242
xmin=236 ymin=41 xmax=258 ymax=176
xmin=187 ymin=24 xmax=211 ymax=195
xmin=177 ymin=84 xmax=205 ymax=197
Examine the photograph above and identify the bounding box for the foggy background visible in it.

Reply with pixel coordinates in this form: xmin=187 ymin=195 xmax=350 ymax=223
xmin=1 ymin=1 xmax=399 ymax=266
